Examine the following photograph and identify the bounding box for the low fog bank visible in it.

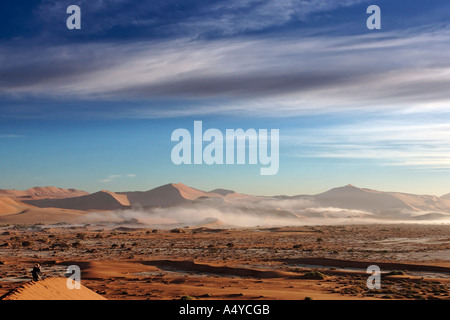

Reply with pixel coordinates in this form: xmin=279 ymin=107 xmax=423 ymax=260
xmin=82 ymin=197 xmax=450 ymax=228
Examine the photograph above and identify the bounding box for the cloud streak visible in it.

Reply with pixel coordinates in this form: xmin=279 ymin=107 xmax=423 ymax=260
xmin=1 ymin=27 xmax=450 ymax=118
xmin=35 ymin=0 xmax=366 ymax=37
xmin=284 ymin=119 xmax=450 ymax=169
xmin=0 ymin=134 xmax=25 ymax=138
xmin=100 ymin=174 xmax=136 ymax=183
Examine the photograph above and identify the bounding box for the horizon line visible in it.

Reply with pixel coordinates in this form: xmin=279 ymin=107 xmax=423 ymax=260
xmin=1 ymin=183 xmax=448 ymax=198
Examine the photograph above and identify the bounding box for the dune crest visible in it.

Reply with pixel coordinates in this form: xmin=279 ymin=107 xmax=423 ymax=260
xmin=23 ymin=191 xmax=129 ymax=211
xmin=172 ymin=183 xmax=219 ymax=200
xmin=1 ymin=277 xmax=106 ymax=300
xmin=122 ymin=183 xmax=219 ymax=208
xmin=100 ymin=190 xmax=130 ymax=206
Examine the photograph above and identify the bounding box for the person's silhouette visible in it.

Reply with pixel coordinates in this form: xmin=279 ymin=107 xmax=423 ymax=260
xmin=31 ymin=264 xmax=41 ymax=281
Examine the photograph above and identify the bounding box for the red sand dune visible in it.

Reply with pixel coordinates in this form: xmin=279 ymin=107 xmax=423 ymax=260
xmin=0 ymin=197 xmax=24 ymax=215
xmin=23 ymin=191 xmax=129 ymax=211
xmin=122 ymin=183 xmax=219 ymax=208
xmin=0 ymin=186 xmax=89 ymax=200
xmin=0 ymin=207 xmax=87 ymax=224
xmin=1 ymin=277 xmax=106 ymax=300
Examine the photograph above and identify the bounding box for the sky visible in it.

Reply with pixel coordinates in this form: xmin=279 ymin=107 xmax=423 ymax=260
xmin=1 ymin=0 xmax=450 ymax=196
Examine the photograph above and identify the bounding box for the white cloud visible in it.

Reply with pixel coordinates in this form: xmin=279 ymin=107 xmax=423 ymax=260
xmin=284 ymin=120 xmax=450 ymax=169
xmin=0 ymin=134 xmax=25 ymax=138
xmin=2 ymin=27 xmax=450 ymax=118
xmin=176 ymin=0 xmax=366 ymax=36
xmin=37 ymin=0 xmax=365 ymax=36
xmin=100 ymin=174 xmax=136 ymax=183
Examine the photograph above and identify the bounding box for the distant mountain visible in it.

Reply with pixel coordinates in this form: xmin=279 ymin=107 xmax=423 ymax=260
xmin=121 ymin=183 xmax=219 ymax=208
xmin=387 ymin=192 xmax=450 ymax=212
xmin=0 ymin=186 xmax=89 ymax=200
xmin=5 ymin=184 xmax=450 ymax=221
xmin=441 ymin=193 xmax=450 ymax=200
xmin=314 ymin=185 xmax=410 ymax=211
xmin=312 ymin=184 xmax=450 ymax=213
xmin=23 ymin=190 xmax=129 ymax=211
xmin=13 ymin=183 xmax=226 ymax=211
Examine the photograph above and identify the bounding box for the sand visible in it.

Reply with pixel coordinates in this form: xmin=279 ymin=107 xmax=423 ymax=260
xmin=0 ymin=207 xmax=87 ymax=224
xmin=173 ymin=183 xmax=220 ymax=200
xmin=0 ymin=197 xmax=23 ymax=216
xmin=1 ymin=277 xmax=106 ymax=300
xmin=0 ymin=184 xmax=449 ymax=300
xmin=0 ymin=187 xmax=89 ymax=200
xmin=23 ymin=191 xmax=130 ymax=211
xmin=0 ymin=224 xmax=448 ymax=300
xmin=5 ymin=184 xmax=450 ymax=223
xmin=122 ymin=183 xmax=220 ymax=208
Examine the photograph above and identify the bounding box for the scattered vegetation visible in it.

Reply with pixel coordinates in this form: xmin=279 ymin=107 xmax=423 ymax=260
xmin=302 ymin=271 xmax=326 ymax=280
xmin=21 ymin=241 xmax=32 ymax=247
xmin=386 ymin=270 xmax=406 ymax=276
xmin=72 ymin=241 xmax=82 ymax=248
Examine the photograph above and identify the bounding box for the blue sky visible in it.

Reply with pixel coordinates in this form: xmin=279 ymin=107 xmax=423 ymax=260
xmin=1 ymin=0 xmax=450 ymax=196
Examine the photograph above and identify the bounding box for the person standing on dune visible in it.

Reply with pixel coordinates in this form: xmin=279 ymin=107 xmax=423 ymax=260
xmin=31 ymin=264 xmax=42 ymax=281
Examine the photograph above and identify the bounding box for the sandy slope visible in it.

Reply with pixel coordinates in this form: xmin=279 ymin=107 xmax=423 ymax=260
xmin=1 ymin=184 xmax=449 ymax=225
xmin=314 ymin=185 xmax=410 ymax=211
xmin=0 ymin=196 xmax=88 ymax=225
xmin=389 ymin=192 xmax=450 ymax=212
xmin=23 ymin=191 xmax=129 ymax=211
xmin=313 ymin=185 xmax=450 ymax=213
xmin=101 ymin=190 xmax=130 ymax=206
xmin=173 ymin=183 xmax=220 ymax=200
xmin=1 ymin=277 xmax=106 ymax=300
xmin=0 ymin=197 xmax=24 ymax=215
xmin=0 ymin=186 xmax=89 ymax=200
xmin=1 ymin=225 xmax=449 ymax=300
xmin=441 ymin=193 xmax=450 ymax=200
xmin=122 ymin=183 xmax=219 ymax=208
xmin=0 ymin=207 xmax=87 ymax=224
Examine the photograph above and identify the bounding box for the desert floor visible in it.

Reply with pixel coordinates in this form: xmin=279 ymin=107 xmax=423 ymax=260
xmin=0 ymin=224 xmax=449 ymax=300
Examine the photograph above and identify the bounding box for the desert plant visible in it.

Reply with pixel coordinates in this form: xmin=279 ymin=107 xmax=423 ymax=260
xmin=386 ymin=270 xmax=406 ymax=276
xmin=302 ymin=271 xmax=326 ymax=280
xmin=21 ymin=241 xmax=32 ymax=247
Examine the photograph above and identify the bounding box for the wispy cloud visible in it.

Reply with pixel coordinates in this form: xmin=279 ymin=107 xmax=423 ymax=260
xmin=100 ymin=174 xmax=136 ymax=183
xmin=1 ymin=27 xmax=450 ymax=118
xmin=35 ymin=0 xmax=366 ymax=37
xmin=0 ymin=134 xmax=25 ymax=138
xmin=284 ymin=119 xmax=450 ymax=170
xmin=173 ymin=0 xmax=367 ymax=36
